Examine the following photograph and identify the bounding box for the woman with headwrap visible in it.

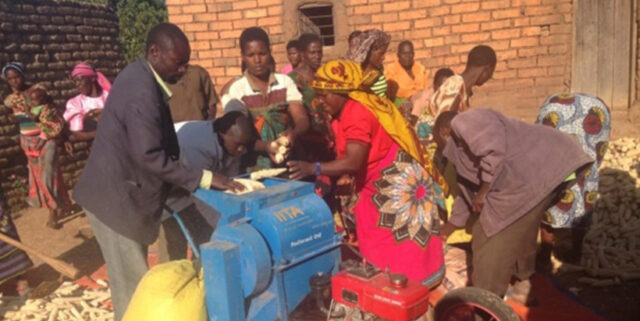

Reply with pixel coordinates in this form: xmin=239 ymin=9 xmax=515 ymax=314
xmin=3 ymin=62 xmax=42 ymax=114
xmin=345 ymin=29 xmax=392 ymax=99
xmin=2 ymin=62 xmax=71 ymax=229
xmin=64 ymin=62 xmax=112 ymax=141
xmin=288 ymin=60 xmax=447 ymax=287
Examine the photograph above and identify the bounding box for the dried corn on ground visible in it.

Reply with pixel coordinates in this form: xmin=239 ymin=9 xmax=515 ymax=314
xmin=581 ymin=137 xmax=640 ymax=282
xmin=0 ymin=281 xmax=113 ymax=321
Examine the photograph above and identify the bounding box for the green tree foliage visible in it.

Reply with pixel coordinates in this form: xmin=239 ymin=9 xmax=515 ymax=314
xmin=116 ymin=0 xmax=167 ymax=62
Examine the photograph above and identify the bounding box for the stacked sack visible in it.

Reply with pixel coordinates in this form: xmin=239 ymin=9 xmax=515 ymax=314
xmin=579 ymin=137 xmax=640 ymax=285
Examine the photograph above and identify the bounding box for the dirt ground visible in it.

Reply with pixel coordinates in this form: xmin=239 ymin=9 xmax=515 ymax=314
xmin=548 ymin=233 xmax=640 ymax=321
xmin=553 ymin=272 xmax=640 ymax=321
xmin=6 ymin=206 xmax=169 ymax=287
xmin=6 ymin=208 xmax=105 ymax=290
xmin=2 ymin=206 xmax=638 ymax=321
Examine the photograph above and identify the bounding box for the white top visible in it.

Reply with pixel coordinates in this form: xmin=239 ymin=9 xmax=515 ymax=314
xmin=221 ymin=72 xmax=302 ymax=110
xmin=64 ymin=90 xmax=109 ymax=131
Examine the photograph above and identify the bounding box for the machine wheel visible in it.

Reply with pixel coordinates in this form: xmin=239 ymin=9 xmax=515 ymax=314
xmin=434 ymin=287 xmax=520 ymax=321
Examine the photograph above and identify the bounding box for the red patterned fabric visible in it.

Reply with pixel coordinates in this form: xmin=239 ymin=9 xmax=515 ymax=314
xmin=332 ymin=100 xmax=444 ymax=284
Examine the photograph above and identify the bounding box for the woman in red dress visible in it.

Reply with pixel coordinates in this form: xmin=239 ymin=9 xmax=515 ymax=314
xmin=288 ymin=60 xmax=447 ymax=286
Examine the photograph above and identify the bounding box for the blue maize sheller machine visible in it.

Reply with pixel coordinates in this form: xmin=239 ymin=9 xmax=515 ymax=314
xmin=194 ymin=178 xmax=342 ymax=321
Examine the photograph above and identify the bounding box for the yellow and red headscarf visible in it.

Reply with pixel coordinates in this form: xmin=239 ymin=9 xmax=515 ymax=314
xmin=312 ymin=60 xmax=447 ymax=193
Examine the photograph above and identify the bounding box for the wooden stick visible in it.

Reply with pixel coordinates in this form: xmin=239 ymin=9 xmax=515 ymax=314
xmin=0 ymin=232 xmax=80 ymax=279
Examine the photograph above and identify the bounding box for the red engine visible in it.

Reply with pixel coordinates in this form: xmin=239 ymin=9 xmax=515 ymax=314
xmin=331 ymin=260 xmax=431 ymax=321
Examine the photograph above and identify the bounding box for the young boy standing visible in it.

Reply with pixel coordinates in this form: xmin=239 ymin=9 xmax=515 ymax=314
xmin=415 ymin=45 xmax=497 ymax=147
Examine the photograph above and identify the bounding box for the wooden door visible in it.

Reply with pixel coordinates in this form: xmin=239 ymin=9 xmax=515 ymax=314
xmin=572 ymin=0 xmax=633 ymax=109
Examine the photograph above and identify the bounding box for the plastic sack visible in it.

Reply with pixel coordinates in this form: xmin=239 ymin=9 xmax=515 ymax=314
xmin=445 ymin=195 xmax=473 ymax=244
xmin=122 ymin=259 xmax=206 ymax=321
xmin=442 ymin=162 xmax=473 ymax=244
xmin=439 ymin=245 xmax=470 ymax=292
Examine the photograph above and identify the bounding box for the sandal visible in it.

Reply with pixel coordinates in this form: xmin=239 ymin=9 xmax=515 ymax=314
xmin=505 ymin=279 xmax=538 ymax=306
xmin=46 ymin=220 xmax=62 ymax=230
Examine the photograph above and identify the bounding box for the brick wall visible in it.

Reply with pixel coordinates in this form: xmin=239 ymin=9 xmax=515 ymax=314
xmin=167 ymin=0 xmax=573 ymax=120
xmin=0 ymin=0 xmax=125 ymax=211
xmin=636 ymin=0 xmax=640 ymax=103
xmin=167 ymin=0 xmax=287 ymax=91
